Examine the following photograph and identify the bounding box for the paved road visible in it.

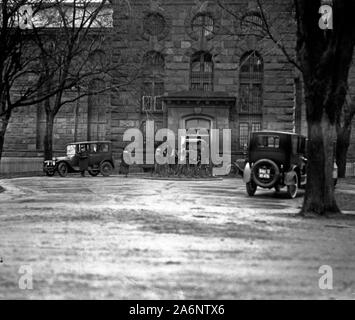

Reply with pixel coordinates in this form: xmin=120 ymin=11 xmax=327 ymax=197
xmin=0 ymin=176 xmax=355 ymax=299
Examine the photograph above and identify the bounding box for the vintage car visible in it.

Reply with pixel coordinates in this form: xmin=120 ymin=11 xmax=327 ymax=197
xmin=243 ymin=131 xmax=308 ymax=198
xmin=243 ymin=131 xmax=338 ymax=198
xmin=43 ymin=141 xmax=115 ymax=177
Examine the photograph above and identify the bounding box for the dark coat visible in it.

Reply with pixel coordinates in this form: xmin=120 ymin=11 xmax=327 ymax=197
xmin=119 ymin=151 xmax=129 ymax=175
xmin=79 ymin=150 xmax=89 ymax=171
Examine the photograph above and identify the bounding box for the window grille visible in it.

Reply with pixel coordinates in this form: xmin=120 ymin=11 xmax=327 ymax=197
xmin=239 ymin=123 xmax=250 ymax=150
xmin=239 ymin=51 xmax=263 ymax=114
xmin=142 ymin=96 xmax=153 ymax=111
xmin=241 ymin=13 xmax=264 ymax=36
xmin=88 ymin=79 xmax=107 ymax=141
xmin=142 ymin=81 xmax=164 ymax=112
xmin=144 ymin=51 xmax=165 ymax=71
xmin=192 ymin=14 xmax=214 ymax=38
xmin=190 ymin=52 xmax=213 ymax=91
xmin=142 ymin=51 xmax=165 ymax=112
xmin=251 ymin=122 xmax=262 ymax=132
xmin=238 ymin=116 xmax=262 ymax=150
xmin=144 ymin=13 xmax=166 ymax=36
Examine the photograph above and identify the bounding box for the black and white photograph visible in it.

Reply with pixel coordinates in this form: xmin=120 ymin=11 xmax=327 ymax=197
xmin=0 ymin=0 xmax=355 ymax=303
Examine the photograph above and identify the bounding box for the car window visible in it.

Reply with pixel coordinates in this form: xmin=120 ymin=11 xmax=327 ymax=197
xmin=99 ymin=143 xmax=109 ymax=152
xmin=257 ymin=135 xmax=280 ymax=148
xmin=89 ymin=144 xmax=98 ymax=153
xmin=67 ymin=145 xmax=76 ymax=156
xmin=79 ymin=144 xmax=88 ymax=152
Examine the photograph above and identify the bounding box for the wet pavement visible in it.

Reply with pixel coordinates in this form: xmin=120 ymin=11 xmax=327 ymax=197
xmin=0 ymin=175 xmax=355 ymax=299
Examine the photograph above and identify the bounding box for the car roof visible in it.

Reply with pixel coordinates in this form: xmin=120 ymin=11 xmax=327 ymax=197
xmin=67 ymin=141 xmax=112 ymax=145
xmin=251 ymin=131 xmax=306 ymax=138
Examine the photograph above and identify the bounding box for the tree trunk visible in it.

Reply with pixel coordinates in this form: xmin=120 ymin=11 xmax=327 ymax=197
xmin=0 ymin=111 xmax=11 ymax=164
xmin=44 ymin=111 xmax=55 ymax=160
xmin=336 ymin=97 xmax=355 ymax=178
xmin=336 ymin=127 xmax=350 ymax=178
xmin=301 ymin=112 xmax=340 ymax=216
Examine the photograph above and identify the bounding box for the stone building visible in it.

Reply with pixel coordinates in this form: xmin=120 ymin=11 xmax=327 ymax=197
xmin=2 ymin=0 xmax=355 ymax=173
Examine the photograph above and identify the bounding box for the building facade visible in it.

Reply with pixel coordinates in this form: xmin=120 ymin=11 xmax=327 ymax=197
xmin=2 ymin=0 xmax=355 ymax=172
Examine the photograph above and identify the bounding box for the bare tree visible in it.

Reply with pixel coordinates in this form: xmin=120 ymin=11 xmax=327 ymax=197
xmin=336 ymin=94 xmax=355 ymax=177
xmin=219 ymin=0 xmax=355 ymax=216
xmin=294 ymin=0 xmax=355 ymax=215
xmin=32 ymin=0 xmax=141 ymax=160
xmin=33 ymin=0 xmax=112 ymax=160
xmin=0 ymin=0 xmax=55 ymax=163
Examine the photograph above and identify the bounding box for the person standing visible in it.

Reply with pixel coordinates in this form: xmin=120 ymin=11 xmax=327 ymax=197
xmin=79 ymin=144 xmax=89 ymax=177
xmin=119 ymin=149 xmax=130 ymax=177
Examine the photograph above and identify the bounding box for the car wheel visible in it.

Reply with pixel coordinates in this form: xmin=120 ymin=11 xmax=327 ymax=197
xmin=100 ymin=162 xmax=113 ymax=177
xmin=246 ymin=181 xmax=257 ymax=196
xmin=287 ymin=174 xmax=298 ymax=199
xmin=58 ymin=162 xmax=68 ymax=177
xmin=88 ymin=169 xmax=100 ymax=177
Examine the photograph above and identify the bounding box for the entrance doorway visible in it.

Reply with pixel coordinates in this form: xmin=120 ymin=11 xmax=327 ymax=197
xmin=184 ymin=117 xmax=211 ymax=165
xmin=185 ymin=118 xmax=211 ymax=133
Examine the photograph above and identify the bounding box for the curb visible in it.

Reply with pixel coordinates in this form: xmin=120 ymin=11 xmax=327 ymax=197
xmin=143 ymin=177 xmax=223 ymax=181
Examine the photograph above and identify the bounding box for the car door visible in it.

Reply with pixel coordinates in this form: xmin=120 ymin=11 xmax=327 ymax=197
xmin=88 ymin=143 xmax=100 ymax=168
xmin=97 ymin=143 xmax=110 ymax=164
xmin=70 ymin=144 xmax=80 ymax=169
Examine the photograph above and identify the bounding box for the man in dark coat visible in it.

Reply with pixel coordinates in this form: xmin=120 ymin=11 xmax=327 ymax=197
xmin=79 ymin=145 xmax=89 ymax=177
xmin=119 ymin=149 xmax=130 ymax=177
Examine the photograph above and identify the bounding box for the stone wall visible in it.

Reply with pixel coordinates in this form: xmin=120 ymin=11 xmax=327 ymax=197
xmin=110 ymin=0 xmax=299 ymax=158
xmin=3 ymin=89 xmax=111 ymax=158
xmin=2 ymin=0 xmax=355 ymax=168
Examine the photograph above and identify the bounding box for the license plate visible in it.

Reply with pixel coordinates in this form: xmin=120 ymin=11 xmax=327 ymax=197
xmin=259 ymin=168 xmax=270 ymax=179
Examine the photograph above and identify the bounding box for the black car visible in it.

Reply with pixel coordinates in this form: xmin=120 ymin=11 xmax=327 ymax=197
xmin=243 ymin=131 xmax=308 ymax=198
xmin=43 ymin=141 xmax=115 ymax=177
xmin=243 ymin=131 xmax=338 ymax=198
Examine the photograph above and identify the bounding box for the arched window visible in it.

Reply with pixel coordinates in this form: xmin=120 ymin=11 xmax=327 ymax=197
xmin=190 ymin=51 xmax=213 ymax=91
xmin=88 ymin=49 xmax=106 ymax=70
xmin=241 ymin=12 xmax=264 ymax=36
xmin=240 ymin=51 xmax=263 ymax=113
xmin=142 ymin=51 xmax=165 ymax=112
xmin=238 ymin=51 xmax=263 ymax=149
xmin=192 ymin=14 xmax=214 ymax=38
xmin=143 ymin=51 xmax=165 ymax=72
xmin=143 ymin=12 xmax=167 ymax=36
xmin=88 ymin=79 xmax=107 ymax=141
